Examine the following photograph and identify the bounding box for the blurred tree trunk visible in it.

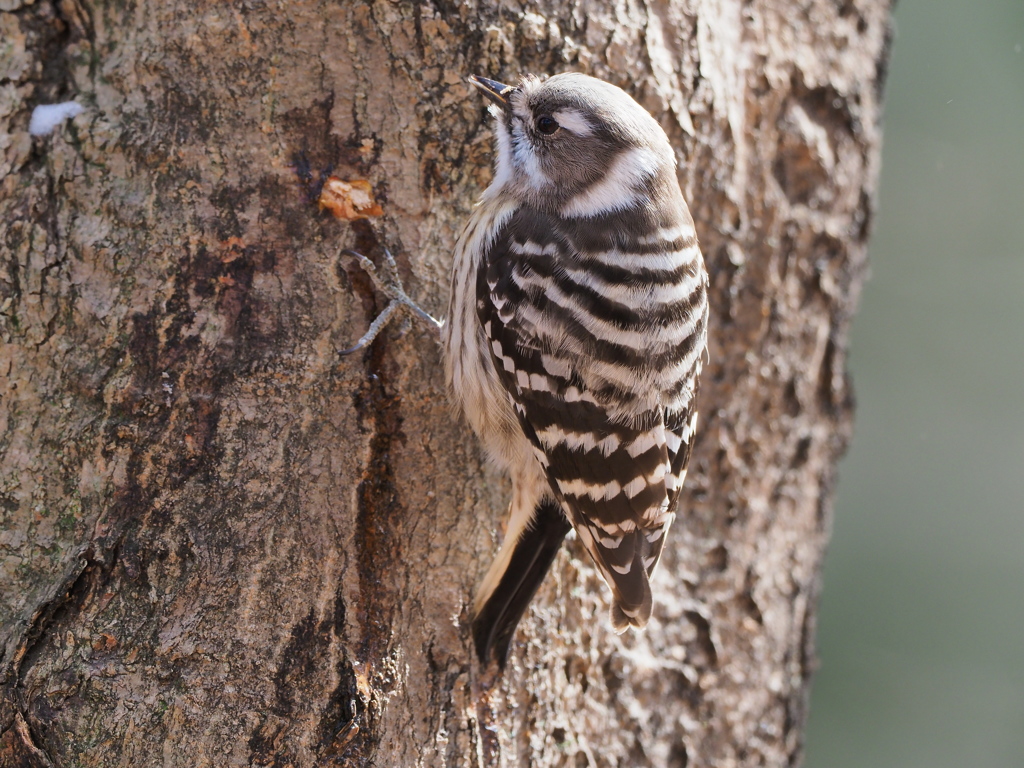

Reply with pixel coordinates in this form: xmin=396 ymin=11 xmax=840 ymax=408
xmin=0 ymin=1 xmax=891 ymax=766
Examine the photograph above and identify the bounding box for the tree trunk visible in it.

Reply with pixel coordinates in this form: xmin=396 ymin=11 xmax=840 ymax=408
xmin=0 ymin=1 xmax=891 ymax=766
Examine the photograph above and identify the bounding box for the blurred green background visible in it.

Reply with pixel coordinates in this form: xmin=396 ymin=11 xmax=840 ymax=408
xmin=804 ymin=1 xmax=1024 ymax=766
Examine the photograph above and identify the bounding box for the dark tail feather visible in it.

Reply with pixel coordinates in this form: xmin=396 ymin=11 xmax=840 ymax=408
xmin=472 ymin=500 xmax=571 ymax=669
xmin=609 ymin=566 xmax=653 ymax=632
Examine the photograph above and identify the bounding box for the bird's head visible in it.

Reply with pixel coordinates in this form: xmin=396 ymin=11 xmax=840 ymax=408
xmin=469 ymin=72 xmax=681 ymax=218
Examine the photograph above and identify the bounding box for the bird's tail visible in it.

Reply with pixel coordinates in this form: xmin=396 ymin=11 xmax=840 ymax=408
xmin=471 ymin=499 xmax=571 ymax=668
xmin=608 ymin=565 xmax=653 ymax=633
xmin=577 ymin=519 xmax=674 ymax=634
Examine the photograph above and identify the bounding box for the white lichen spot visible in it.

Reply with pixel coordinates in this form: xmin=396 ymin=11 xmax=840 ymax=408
xmin=29 ymin=101 xmax=84 ymax=136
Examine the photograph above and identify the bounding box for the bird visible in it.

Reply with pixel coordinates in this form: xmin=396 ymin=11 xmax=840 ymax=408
xmin=440 ymin=73 xmax=710 ymax=667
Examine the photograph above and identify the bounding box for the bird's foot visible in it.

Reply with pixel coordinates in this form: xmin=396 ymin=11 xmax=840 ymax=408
xmin=339 ymin=248 xmax=442 ymax=356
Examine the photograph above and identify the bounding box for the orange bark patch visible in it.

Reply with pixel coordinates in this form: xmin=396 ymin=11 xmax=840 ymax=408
xmin=319 ymin=177 xmax=384 ymax=220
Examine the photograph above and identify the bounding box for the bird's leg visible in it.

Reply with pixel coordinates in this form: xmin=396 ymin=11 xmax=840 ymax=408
xmin=339 ymin=248 xmax=442 ymax=356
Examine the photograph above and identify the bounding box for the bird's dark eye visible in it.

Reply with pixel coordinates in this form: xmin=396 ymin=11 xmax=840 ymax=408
xmin=536 ymin=115 xmax=559 ymax=135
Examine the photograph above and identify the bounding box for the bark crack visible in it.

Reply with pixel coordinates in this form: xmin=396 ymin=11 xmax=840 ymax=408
xmin=0 ymin=712 xmax=56 ymax=768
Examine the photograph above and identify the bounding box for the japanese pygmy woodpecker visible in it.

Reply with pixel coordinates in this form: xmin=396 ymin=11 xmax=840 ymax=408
xmin=442 ymin=73 xmax=709 ymax=666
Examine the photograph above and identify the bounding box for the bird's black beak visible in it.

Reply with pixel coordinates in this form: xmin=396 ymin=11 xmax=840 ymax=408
xmin=469 ymin=75 xmax=516 ymax=108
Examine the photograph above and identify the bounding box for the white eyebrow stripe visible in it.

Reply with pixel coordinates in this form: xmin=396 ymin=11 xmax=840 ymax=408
xmin=552 ymin=108 xmax=594 ymax=136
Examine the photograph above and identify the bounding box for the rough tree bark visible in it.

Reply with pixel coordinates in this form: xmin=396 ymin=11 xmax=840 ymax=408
xmin=0 ymin=1 xmax=891 ymax=766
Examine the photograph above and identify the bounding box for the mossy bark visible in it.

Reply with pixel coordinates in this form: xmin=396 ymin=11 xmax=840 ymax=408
xmin=1 ymin=1 xmax=891 ymax=766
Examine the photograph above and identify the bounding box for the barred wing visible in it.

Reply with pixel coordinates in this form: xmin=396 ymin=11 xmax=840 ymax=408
xmin=477 ymin=205 xmax=707 ymax=630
